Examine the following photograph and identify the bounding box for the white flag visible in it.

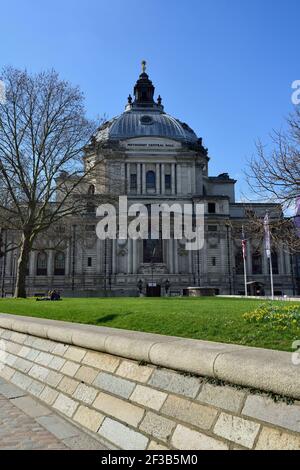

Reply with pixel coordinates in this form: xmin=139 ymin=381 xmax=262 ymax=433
xmin=264 ymin=212 xmax=271 ymax=258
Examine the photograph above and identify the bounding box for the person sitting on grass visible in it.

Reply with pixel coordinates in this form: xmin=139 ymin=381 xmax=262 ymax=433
xmin=50 ymin=289 xmax=61 ymax=301
xmin=36 ymin=289 xmax=61 ymax=301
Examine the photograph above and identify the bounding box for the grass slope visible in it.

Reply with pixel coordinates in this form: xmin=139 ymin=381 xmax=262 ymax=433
xmin=0 ymin=297 xmax=298 ymax=352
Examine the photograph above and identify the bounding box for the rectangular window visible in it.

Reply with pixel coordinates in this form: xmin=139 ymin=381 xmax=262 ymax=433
xmin=208 ymin=225 xmax=218 ymax=232
xmin=130 ymin=173 xmax=137 ymax=190
xmin=212 ymin=257 xmax=216 ymax=267
xmin=165 ymin=174 xmax=171 ymax=190
xmin=143 ymin=239 xmax=163 ymax=263
xmin=87 ymin=257 xmax=92 ymax=267
xmin=208 ymin=202 xmax=216 ymax=214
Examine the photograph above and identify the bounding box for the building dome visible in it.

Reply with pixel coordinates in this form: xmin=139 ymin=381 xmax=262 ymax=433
xmin=95 ymin=110 xmax=198 ymax=144
xmin=94 ymin=62 xmax=199 ymax=145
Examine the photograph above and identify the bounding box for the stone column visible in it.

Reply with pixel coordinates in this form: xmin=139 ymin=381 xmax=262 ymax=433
xmin=171 ymin=163 xmax=176 ymax=195
xmin=168 ymin=239 xmax=174 ymax=273
xmin=126 ymin=163 xmax=131 ymax=194
xmin=121 ymin=162 xmax=126 ymax=194
xmin=6 ymin=249 xmax=12 ymax=277
xmin=132 ymin=239 xmax=137 ymax=274
xmin=64 ymin=246 xmax=69 ymax=276
xmin=174 ymin=240 xmax=178 ymax=274
xmin=127 ymin=239 xmax=132 ymax=274
xmin=96 ymin=238 xmax=101 ymax=275
xmin=112 ymin=239 xmax=117 ymax=274
xmin=176 ymin=164 xmax=182 ymax=195
xmin=192 ymin=162 xmax=196 ymax=194
xmin=137 ymin=163 xmax=141 ymax=194
xmin=142 ymin=164 xmax=146 ymax=195
xmin=284 ymin=248 xmax=291 ymax=275
xmin=188 ymin=166 xmax=192 ymax=194
xmin=47 ymin=250 xmax=53 ymax=276
xmin=29 ymin=251 xmax=36 ymax=277
xmin=156 ymin=163 xmax=160 ymax=194
xmin=279 ymin=244 xmax=285 ymax=275
xmin=188 ymin=249 xmax=193 ymax=277
xmin=161 ymin=164 xmax=165 ymax=195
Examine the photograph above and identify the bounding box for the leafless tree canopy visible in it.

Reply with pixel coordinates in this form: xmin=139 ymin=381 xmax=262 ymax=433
xmin=247 ymin=108 xmax=300 ymax=208
xmin=245 ymin=108 xmax=300 ymax=253
xmin=230 ymin=206 xmax=300 ymax=254
xmin=0 ymin=66 xmax=99 ymax=297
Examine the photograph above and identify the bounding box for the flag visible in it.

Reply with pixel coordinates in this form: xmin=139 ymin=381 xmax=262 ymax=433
xmin=264 ymin=212 xmax=271 ymax=258
xmin=242 ymin=226 xmax=247 ymax=259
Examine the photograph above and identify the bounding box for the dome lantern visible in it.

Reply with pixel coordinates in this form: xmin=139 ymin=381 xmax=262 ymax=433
xmin=93 ymin=63 xmax=200 ymax=146
xmin=133 ymin=60 xmax=155 ymax=105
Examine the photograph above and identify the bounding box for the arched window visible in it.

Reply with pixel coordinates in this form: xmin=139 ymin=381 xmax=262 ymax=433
xmin=88 ymin=184 xmax=95 ymax=195
xmin=146 ymin=171 xmax=156 ymax=190
xmin=36 ymin=252 xmax=47 ymax=276
xmin=54 ymin=252 xmax=65 ymax=276
xmin=252 ymin=250 xmax=262 ymax=275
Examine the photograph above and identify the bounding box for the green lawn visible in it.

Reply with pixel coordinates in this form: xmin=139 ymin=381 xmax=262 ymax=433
xmin=0 ymin=297 xmax=299 ymax=352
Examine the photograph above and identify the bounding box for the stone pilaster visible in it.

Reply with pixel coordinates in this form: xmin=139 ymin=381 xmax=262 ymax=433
xmin=161 ymin=164 xmax=165 ymax=195
xmin=156 ymin=163 xmax=160 ymax=194
xmin=171 ymin=163 xmax=176 ymax=195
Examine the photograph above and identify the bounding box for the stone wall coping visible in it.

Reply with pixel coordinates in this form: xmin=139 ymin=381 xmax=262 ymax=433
xmin=0 ymin=313 xmax=299 ymax=400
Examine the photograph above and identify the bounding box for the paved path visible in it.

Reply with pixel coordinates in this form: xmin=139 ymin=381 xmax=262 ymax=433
xmin=0 ymin=377 xmax=107 ymax=450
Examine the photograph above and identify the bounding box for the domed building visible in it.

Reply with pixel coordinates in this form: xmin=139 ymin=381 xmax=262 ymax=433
xmin=78 ymin=63 xmax=294 ymax=297
xmin=3 ymin=64 xmax=295 ymax=297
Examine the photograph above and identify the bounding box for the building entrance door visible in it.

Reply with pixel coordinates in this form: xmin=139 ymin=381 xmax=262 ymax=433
xmin=146 ymin=284 xmax=161 ymax=297
xmin=247 ymin=281 xmax=265 ymax=296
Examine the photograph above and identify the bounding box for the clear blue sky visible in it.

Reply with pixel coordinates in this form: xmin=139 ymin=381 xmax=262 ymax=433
xmin=1 ymin=0 xmax=299 ymax=199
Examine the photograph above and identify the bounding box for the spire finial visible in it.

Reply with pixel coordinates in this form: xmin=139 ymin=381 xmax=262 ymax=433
xmin=141 ymin=60 xmax=147 ymax=73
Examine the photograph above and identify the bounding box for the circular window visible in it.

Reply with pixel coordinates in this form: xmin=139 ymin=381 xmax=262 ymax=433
xmin=140 ymin=115 xmax=153 ymax=125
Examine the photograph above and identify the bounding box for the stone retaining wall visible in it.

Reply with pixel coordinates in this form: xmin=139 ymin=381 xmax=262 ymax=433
xmin=0 ymin=314 xmax=300 ymax=450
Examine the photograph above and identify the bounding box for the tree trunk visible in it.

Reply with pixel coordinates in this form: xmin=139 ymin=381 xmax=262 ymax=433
xmin=14 ymin=233 xmax=32 ymax=298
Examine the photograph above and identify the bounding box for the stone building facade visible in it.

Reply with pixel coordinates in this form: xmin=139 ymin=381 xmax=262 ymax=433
xmin=0 ymin=66 xmax=296 ymax=297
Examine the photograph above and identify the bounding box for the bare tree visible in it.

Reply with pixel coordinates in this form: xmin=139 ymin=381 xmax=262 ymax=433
xmin=231 ymin=205 xmax=300 ymax=255
xmin=246 ymin=108 xmax=300 ymax=251
xmin=247 ymin=109 xmax=300 ymax=207
xmin=0 ymin=66 xmax=104 ymax=297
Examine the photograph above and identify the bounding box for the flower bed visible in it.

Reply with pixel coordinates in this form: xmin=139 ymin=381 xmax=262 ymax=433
xmin=244 ymin=304 xmax=300 ymax=331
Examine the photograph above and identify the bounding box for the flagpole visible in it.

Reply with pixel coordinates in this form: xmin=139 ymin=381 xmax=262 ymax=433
xmin=242 ymin=226 xmax=248 ymax=297
xmin=264 ymin=211 xmax=274 ymax=300
xmin=269 ymin=253 xmax=274 ymax=300
xmin=243 ymin=254 xmax=248 ymax=297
